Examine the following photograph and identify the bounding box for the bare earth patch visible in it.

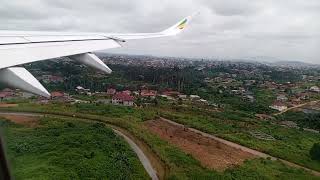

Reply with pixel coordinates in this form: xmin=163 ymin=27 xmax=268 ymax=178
xmin=0 ymin=114 xmax=39 ymax=127
xmin=0 ymin=103 xmax=18 ymax=108
xmin=145 ymin=119 xmax=255 ymax=172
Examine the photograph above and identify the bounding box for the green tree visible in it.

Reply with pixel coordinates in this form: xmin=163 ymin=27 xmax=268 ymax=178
xmin=310 ymin=143 xmax=320 ymax=161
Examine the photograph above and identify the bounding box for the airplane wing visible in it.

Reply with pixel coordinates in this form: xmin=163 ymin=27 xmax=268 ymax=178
xmin=0 ymin=14 xmax=196 ymax=97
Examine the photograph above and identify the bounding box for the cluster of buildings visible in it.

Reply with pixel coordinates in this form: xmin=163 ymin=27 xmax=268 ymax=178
xmin=94 ymin=88 xmax=207 ymax=107
xmin=101 ymin=54 xmax=196 ymax=69
xmin=0 ymin=88 xmax=36 ymax=101
xmin=0 ymin=84 xmax=206 ymax=108
xmin=265 ymin=83 xmax=320 ymax=112
xmin=204 ymin=70 xmax=320 ymax=112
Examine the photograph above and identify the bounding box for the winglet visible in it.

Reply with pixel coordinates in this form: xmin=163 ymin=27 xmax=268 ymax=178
xmin=161 ymin=12 xmax=199 ymax=36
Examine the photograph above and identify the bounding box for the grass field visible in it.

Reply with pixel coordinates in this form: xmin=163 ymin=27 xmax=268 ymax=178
xmin=0 ymin=116 xmax=148 ymax=180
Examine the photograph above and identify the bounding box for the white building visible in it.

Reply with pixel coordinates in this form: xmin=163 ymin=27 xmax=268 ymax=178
xmin=269 ymin=102 xmax=288 ymax=112
xmin=310 ymin=86 xmax=320 ymax=93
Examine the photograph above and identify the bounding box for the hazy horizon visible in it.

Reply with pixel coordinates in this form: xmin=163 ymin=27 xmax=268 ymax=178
xmin=98 ymin=52 xmax=320 ymax=65
xmin=1 ymin=0 xmax=319 ymax=64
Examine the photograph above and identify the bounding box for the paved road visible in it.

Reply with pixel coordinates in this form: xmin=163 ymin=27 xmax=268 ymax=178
xmin=0 ymin=112 xmax=159 ymax=180
xmin=160 ymin=117 xmax=320 ymax=177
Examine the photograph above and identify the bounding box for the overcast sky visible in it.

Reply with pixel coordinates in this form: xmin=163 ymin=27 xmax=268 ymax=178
xmin=1 ymin=0 xmax=319 ymax=63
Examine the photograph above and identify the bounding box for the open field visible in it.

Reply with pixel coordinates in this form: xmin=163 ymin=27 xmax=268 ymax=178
xmin=0 ymin=114 xmax=39 ymax=127
xmin=145 ymin=119 xmax=255 ymax=171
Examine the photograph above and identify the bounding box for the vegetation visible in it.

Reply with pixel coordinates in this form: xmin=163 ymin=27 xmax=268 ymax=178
xmin=278 ymin=111 xmax=320 ymax=130
xmin=0 ymin=117 xmax=148 ymax=180
xmin=158 ymin=106 xmax=320 ymax=172
xmin=0 ymin=103 xmax=319 ymax=179
xmin=310 ymin=143 xmax=320 ymax=161
xmin=2 ymin=59 xmax=320 ymax=179
xmin=225 ymin=159 xmax=319 ymax=180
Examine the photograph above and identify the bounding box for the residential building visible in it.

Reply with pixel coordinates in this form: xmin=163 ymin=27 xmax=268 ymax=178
xmin=277 ymin=94 xmax=288 ymax=102
xmin=141 ymin=90 xmax=157 ymax=98
xmin=106 ymin=88 xmax=116 ymax=96
xmin=112 ymin=92 xmax=135 ymax=106
xmin=178 ymin=94 xmax=187 ymax=99
xmin=75 ymin=86 xmax=91 ymax=95
xmin=51 ymin=91 xmax=70 ymax=102
xmin=122 ymin=90 xmax=132 ymax=95
xmin=190 ymin=95 xmax=200 ymax=100
xmin=310 ymin=86 xmax=320 ymax=93
xmin=269 ymin=102 xmax=288 ymax=112
xmin=162 ymin=91 xmax=180 ymax=97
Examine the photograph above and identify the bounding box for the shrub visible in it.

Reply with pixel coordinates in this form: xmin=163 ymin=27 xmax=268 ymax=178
xmin=310 ymin=143 xmax=320 ymax=161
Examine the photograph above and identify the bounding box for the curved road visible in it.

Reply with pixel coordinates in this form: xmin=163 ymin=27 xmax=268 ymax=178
xmin=0 ymin=112 xmax=159 ymax=180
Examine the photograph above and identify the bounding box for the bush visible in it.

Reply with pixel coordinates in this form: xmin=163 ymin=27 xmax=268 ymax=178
xmin=310 ymin=143 xmax=320 ymax=161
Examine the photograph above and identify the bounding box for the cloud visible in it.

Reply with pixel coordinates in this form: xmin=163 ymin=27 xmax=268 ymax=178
xmin=0 ymin=0 xmax=319 ymax=63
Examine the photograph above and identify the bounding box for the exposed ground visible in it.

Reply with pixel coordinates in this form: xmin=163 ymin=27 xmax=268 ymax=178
xmin=0 ymin=103 xmax=18 ymax=108
xmin=145 ymin=118 xmax=255 ymax=171
xmin=0 ymin=114 xmax=39 ymax=127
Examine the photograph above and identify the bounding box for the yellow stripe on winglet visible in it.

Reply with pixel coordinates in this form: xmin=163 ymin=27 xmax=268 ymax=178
xmin=177 ymin=19 xmax=188 ymax=30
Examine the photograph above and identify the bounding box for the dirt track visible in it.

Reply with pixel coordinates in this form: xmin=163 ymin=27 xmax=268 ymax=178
xmin=0 ymin=104 xmax=18 ymax=108
xmin=145 ymin=119 xmax=255 ymax=171
xmin=0 ymin=114 xmax=39 ymax=127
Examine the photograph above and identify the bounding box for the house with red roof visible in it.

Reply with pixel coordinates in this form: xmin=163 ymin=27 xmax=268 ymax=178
xmin=112 ymin=92 xmax=135 ymax=106
xmin=141 ymin=90 xmax=157 ymax=98
xmin=161 ymin=91 xmax=180 ymax=97
xmin=0 ymin=93 xmax=8 ymax=101
xmin=122 ymin=90 xmax=132 ymax=95
xmin=0 ymin=88 xmax=15 ymax=101
xmin=51 ymin=91 xmax=69 ymax=102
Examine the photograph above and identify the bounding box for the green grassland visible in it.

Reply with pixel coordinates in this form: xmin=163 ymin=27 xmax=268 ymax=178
xmin=0 ymin=117 xmax=148 ymax=180
xmin=0 ymin=103 xmax=319 ymax=179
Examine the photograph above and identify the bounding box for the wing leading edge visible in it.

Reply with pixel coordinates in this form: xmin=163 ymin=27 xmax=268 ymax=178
xmin=0 ymin=13 xmax=197 ymax=97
